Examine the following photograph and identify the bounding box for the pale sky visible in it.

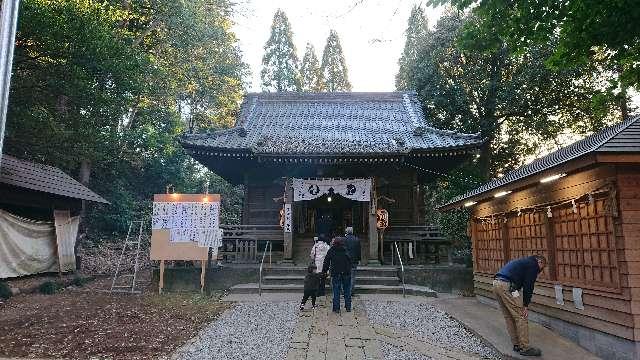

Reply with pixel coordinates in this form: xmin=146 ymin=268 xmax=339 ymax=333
xmin=233 ymin=0 xmax=445 ymax=92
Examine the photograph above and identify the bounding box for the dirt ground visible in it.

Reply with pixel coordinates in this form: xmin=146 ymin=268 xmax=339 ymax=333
xmin=0 ymin=276 xmax=231 ymax=359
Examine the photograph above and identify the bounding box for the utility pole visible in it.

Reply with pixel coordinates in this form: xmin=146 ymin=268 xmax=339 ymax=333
xmin=0 ymin=0 xmax=20 ymax=168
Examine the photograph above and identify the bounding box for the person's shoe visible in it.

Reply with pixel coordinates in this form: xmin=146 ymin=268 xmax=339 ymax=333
xmin=513 ymin=345 xmax=522 ymax=352
xmin=332 ymin=309 xmax=340 ymax=314
xmin=346 ymin=308 xmax=352 ymax=312
xmin=519 ymin=347 xmax=542 ymax=356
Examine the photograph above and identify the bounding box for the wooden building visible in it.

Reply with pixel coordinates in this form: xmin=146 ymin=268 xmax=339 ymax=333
xmin=0 ymin=154 xmax=108 ymax=277
xmin=440 ymin=116 xmax=640 ymax=360
xmin=181 ymin=92 xmax=481 ymax=265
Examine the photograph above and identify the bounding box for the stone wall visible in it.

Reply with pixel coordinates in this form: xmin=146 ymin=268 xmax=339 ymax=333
xmin=403 ymin=265 xmax=473 ymax=294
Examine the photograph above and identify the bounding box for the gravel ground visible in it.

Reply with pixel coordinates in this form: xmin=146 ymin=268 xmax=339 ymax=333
xmin=173 ymin=301 xmax=298 ymax=360
xmin=379 ymin=342 xmax=433 ymax=360
xmin=364 ymin=301 xmax=500 ymax=359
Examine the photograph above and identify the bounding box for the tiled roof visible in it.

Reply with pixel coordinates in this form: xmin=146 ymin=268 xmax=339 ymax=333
xmin=442 ymin=115 xmax=640 ymax=208
xmin=181 ymin=92 xmax=482 ymax=155
xmin=0 ymin=154 xmax=109 ymax=203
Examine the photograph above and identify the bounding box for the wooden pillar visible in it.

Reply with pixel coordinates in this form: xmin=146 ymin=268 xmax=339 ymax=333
xmin=368 ymin=178 xmax=381 ymax=265
xmin=241 ymin=173 xmax=249 ymax=225
xmin=544 ymin=213 xmax=557 ymax=281
xmin=283 ymin=177 xmax=294 ymax=262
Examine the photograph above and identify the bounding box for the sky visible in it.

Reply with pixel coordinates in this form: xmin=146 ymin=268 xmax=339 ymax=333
xmin=232 ymin=0 xmax=445 ymax=92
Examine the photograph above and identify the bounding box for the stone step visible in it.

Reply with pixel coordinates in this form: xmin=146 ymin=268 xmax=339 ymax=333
xmin=262 ymin=275 xmax=400 ymax=286
xmin=230 ymin=283 xmax=429 ymax=295
xmin=265 ymin=266 xmax=399 ymax=278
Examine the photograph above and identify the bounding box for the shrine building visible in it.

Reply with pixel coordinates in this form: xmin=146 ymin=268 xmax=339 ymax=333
xmin=181 ymin=92 xmax=482 ymax=265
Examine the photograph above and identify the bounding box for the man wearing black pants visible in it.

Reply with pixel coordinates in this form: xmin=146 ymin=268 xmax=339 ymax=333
xmin=322 ymin=237 xmax=352 ymax=313
xmin=344 ymin=227 xmax=360 ymax=295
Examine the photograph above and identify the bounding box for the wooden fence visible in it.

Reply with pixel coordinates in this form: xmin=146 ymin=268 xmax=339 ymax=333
xmin=218 ymin=224 xmax=284 ymax=263
xmin=383 ymin=225 xmax=451 ymax=265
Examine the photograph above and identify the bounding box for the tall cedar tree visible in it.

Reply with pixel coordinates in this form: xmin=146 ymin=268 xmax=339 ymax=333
xmin=300 ymin=43 xmax=325 ymax=92
xmin=321 ymin=30 xmax=352 ymax=92
xmin=261 ymin=9 xmax=301 ymax=92
xmin=396 ymin=5 xmax=429 ymax=90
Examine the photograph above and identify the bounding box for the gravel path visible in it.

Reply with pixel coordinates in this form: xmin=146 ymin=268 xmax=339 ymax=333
xmin=364 ymin=300 xmax=500 ymax=359
xmin=173 ymin=301 xmax=298 ymax=360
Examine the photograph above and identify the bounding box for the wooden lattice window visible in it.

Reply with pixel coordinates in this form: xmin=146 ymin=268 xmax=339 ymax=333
xmin=507 ymin=212 xmax=551 ymax=280
xmin=552 ymin=197 xmax=619 ymax=289
xmin=474 ymin=220 xmax=505 ymax=273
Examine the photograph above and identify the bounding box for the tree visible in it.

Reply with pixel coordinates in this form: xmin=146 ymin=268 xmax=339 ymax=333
xmin=428 ymin=0 xmax=640 ymax=119
xmin=5 ymin=0 xmax=245 ymax=239
xmin=406 ymin=11 xmax=617 ymax=178
xmin=321 ymin=30 xmax=352 ymax=92
xmin=300 ymin=43 xmax=325 ymax=92
xmin=396 ymin=5 xmax=430 ymax=90
xmin=260 ymin=9 xmax=300 ymax=92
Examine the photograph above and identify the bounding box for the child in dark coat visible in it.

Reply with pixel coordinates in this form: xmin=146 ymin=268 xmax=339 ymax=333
xmin=300 ymin=264 xmax=321 ymax=310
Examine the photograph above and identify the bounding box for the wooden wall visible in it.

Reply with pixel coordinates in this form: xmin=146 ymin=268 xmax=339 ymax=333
xmin=471 ymin=163 xmax=640 ymax=341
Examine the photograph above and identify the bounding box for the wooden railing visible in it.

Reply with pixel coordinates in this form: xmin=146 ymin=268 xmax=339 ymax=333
xmin=218 ymin=225 xmax=283 ymax=263
xmin=384 ymin=225 xmax=451 ymax=265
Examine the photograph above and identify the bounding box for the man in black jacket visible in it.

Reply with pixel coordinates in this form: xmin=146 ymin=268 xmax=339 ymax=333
xmin=493 ymin=255 xmax=547 ymax=357
xmin=322 ymin=237 xmax=352 ymax=313
xmin=344 ymin=227 xmax=361 ymax=294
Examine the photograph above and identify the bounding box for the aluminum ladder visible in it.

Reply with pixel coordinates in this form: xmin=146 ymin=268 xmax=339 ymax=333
xmin=110 ymin=220 xmax=144 ymax=293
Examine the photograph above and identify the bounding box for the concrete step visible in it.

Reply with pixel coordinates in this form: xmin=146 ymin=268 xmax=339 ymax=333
xmin=230 ymin=283 xmax=423 ymax=295
xmin=264 ymin=266 xmax=399 ymax=278
xmin=262 ymin=275 xmax=400 ymax=286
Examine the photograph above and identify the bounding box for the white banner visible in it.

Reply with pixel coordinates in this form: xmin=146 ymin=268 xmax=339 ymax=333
xmin=152 ymin=201 xmax=222 ymax=247
xmin=292 ymin=178 xmax=371 ymax=202
xmin=284 ymin=204 xmax=292 ymax=233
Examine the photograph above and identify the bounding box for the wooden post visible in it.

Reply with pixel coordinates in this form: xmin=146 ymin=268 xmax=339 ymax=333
xmin=200 ymin=260 xmax=206 ymax=293
xmin=368 ymin=178 xmax=380 ymax=265
xmin=283 ymin=178 xmax=294 ymax=262
xmin=158 ymin=260 xmax=165 ymax=294
xmin=544 ymin=213 xmax=557 ymax=281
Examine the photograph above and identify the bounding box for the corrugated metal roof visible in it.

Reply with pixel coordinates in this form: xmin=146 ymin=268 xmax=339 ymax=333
xmin=181 ymin=92 xmax=482 ymax=155
xmin=0 ymin=155 xmax=109 ymax=204
xmin=442 ymin=115 xmax=640 ymax=208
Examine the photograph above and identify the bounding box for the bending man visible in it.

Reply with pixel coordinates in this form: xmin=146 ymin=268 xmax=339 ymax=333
xmin=493 ymin=255 xmax=547 ymax=357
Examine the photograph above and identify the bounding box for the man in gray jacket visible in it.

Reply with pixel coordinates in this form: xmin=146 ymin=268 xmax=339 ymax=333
xmin=344 ymin=227 xmax=361 ymax=294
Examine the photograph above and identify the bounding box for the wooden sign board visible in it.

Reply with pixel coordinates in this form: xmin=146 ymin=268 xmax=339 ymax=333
xmin=150 ymin=193 xmax=221 ymax=294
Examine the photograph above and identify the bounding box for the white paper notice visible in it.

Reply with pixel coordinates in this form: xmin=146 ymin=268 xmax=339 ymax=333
xmin=554 ymin=284 xmax=564 ymax=305
xmin=284 ymin=204 xmax=292 ymax=233
xmin=572 ymin=287 xmax=584 ymax=310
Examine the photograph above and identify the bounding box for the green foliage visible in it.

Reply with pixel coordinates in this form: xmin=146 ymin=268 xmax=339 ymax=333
xmin=260 ymin=9 xmax=301 ymax=92
xmin=428 ymin=0 xmax=640 ymax=114
xmin=400 ymin=10 xmax=619 ymax=177
xmin=0 ymin=281 xmax=12 ymax=299
xmin=4 ymin=0 xmax=246 ymax=239
xmin=38 ymin=281 xmax=63 ymax=295
xmin=71 ymin=276 xmax=90 ymax=287
xmin=300 ymin=43 xmax=325 ymax=92
xmin=321 ymin=30 xmax=352 ymax=92
xmin=396 ymin=5 xmax=429 ymax=90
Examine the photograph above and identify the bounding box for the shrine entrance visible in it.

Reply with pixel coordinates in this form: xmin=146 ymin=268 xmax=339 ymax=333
xmin=288 ymin=178 xmax=373 ymax=264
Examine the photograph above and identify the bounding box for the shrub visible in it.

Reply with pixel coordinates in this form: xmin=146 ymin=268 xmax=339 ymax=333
xmin=0 ymin=281 xmax=12 ymax=299
xmin=38 ymin=281 xmax=62 ymax=295
xmin=71 ymin=276 xmax=90 ymax=287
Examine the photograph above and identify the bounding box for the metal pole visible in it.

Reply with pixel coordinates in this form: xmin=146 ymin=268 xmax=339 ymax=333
xmin=0 ymin=0 xmax=20 ymax=167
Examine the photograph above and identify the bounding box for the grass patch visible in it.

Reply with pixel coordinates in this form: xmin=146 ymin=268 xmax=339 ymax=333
xmin=71 ymin=276 xmax=91 ymax=287
xmin=0 ymin=281 xmax=12 ymax=299
xmin=38 ymin=281 xmax=63 ymax=295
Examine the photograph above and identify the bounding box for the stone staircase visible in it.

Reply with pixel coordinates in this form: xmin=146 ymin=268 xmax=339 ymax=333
xmin=229 ymin=265 xmax=436 ymax=296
